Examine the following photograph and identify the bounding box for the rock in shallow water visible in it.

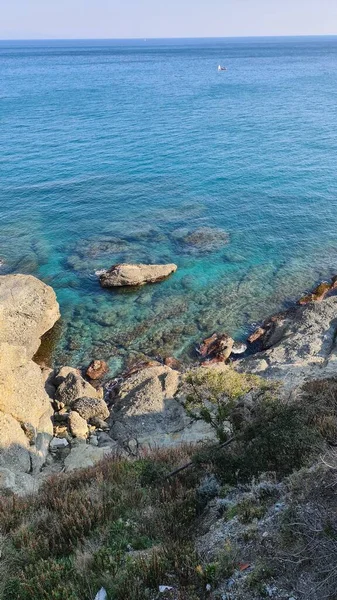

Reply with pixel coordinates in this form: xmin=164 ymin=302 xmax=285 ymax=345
xmin=86 ymin=359 xmax=109 ymax=380
xmin=99 ymin=263 xmax=177 ymax=287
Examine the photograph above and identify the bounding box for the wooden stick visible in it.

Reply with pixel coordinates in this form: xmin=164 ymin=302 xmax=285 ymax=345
xmin=165 ymin=436 xmax=236 ymax=480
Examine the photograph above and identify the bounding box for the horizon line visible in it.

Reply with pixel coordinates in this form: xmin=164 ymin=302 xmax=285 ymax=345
xmin=1 ymin=33 xmax=337 ymax=42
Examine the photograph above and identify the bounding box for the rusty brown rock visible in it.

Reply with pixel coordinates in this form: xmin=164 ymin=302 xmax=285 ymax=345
xmin=198 ymin=333 xmax=234 ymax=363
xmin=86 ymin=359 xmax=109 ymax=380
xmin=298 ymin=282 xmax=331 ymax=305
xmin=247 ymin=327 xmax=266 ymax=344
xmin=163 ymin=356 xmax=182 ymax=370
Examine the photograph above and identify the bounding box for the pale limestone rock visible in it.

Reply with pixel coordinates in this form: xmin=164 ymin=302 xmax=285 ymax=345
xmin=69 ymin=411 xmax=88 ymax=439
xmin=50 ymin=437 xmax=69 ymax=449
xmin=64 ymin=444 xmax=116 ymax=471
xmin=0 ymin=468 xmax=38 ymax=496
xmin=0 ymin=411 xmax=31 ymax=473
xmin=55 ymin=372 xmax=101 ymax=406
xmin=0 ymin=357 xmax=53 ymax=429
xmin=110 ymin=366 xmax=216 ymax=448
xmin=0 ymin=274 xmax=60 ymax=359
xmin=54 ymin=366 xmax=81 ymax=387
xmin=99 ymin=263 xmax=177 ymax=287
xmin=239 ymin=296 xmax=337 ymax=388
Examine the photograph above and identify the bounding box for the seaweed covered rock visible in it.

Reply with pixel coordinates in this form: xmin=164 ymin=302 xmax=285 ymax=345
xmin=99 ymin=263 xmax=177 ymax=287
xmin=86 ymin=359 xmax=109 ymax=380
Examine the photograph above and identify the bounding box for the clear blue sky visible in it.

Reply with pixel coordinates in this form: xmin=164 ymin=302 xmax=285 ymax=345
xmin=1 ymin=0 xmax=336 ymax=40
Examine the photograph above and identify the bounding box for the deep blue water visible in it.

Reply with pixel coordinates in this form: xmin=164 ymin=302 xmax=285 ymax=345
xmin=2 ymin=37 xmax=337 ymax=372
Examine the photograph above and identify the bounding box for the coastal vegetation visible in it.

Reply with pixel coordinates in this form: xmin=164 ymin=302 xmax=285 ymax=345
xmin=1 ymin=367 xmax=335 ymax=600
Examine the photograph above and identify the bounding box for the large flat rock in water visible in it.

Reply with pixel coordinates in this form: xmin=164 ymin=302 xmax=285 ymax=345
xmin=99 ymin=263 xmax=177 ymax=287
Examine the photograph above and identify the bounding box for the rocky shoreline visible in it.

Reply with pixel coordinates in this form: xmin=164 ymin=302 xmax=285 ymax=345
xmin=1 ymin=271 xmax=337 ymax=496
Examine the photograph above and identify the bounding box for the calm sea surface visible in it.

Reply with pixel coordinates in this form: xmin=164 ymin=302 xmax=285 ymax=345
xmin=1 ymin=37 xmax=337 ymax=371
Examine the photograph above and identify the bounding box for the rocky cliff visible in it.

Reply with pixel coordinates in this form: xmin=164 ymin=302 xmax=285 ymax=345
xmin=0 ymin=274 xmax=60 ymax=494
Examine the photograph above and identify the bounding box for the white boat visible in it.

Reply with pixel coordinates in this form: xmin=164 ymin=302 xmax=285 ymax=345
xmin=218 ymin=65 xmax=227 ymax=71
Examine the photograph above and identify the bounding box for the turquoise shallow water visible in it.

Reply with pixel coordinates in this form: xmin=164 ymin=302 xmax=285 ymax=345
xmin=2 ymin=37 xmax=337 ymax=372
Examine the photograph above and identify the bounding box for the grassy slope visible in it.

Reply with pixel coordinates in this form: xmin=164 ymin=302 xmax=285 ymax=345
xmin=1 ymin=371 xmax=337 ymax=600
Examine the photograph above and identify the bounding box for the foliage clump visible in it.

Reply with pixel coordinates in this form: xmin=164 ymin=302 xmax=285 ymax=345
xmin=183 ymin=366 xmax=274 ymax=441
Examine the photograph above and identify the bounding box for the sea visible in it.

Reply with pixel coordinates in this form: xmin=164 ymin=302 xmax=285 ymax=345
xmin=1 ymin=36 xmax=337 ymax=373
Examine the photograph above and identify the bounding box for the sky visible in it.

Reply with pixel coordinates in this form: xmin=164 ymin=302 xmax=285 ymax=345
xmin=0 ymin=0 xmax=337 ymax=40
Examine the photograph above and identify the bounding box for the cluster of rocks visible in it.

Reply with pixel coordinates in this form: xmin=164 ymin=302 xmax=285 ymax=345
xmin=197 ymin=332 xmax=247 ymax=364
xmin=3 ymin=268 xmax=337 ymax=496
xmin=0 ymin=273 xmax=218 ymax=495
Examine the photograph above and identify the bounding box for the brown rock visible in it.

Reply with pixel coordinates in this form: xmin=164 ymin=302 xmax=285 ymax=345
xmin=198 ymin=333 xmax=234 ymax=363
xmin=298 ymin=282 xmax=332 ymax=305
xmin=163 ymin=356 xmax=181 ymax=370
xmin=247 ymin=327 xmax=266 ymax=344
xmin=86 ymin=359 xmax=109 ymax=380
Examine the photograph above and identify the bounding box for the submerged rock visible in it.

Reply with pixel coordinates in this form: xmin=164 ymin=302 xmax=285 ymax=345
xmin=99 ymin=263 xmax=177 ymax=287
xmin=173 ymin=226 xmax=229 ymax=254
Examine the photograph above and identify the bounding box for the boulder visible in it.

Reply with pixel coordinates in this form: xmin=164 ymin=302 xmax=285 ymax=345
xmin=68 ymin=411 xmax=88 ymax=439
xmin=86 ymin=359 xmax=109 ymax=380
xmin=72 ymin=396 xmax=109 ymax=421
xmin=0 ymin=468 xmax=38 ymax=496
xmin=0 ymin=411 xmax=31 ymax=473
xmin=0 ymin=355 xmax=53 ymax=428
xmin=99 ymin=263 xmax=177 ymax=287
xmin=0 ymin=275 xmax=60 ymax=493
xmin=55 ymin=372 xmax=101 ymax=406
xmin=239 ymin=296 xmax=337 ymax=387
xmin=89 ymin=416 xmax=110 ymax=430
xmin=50 ymin=437 xmax=69 ymax=450
xmin=197 ymin=333 xmax=234 ymax=363
xmin=109 ymin=366 xmax=216 ymax=449
xmin=64 ymin=444 xmax=117 ymax=471
xmin=54 ymin=366 xmax=81 ymax=387
xmin=0 ymin=274 xmax=60 ymax=359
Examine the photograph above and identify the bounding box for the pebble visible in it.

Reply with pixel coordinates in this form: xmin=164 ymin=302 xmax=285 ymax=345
xmin=50 ymin=437 xmax=69 ymax=449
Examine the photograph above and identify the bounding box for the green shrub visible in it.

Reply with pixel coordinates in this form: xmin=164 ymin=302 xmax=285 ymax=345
xmin=194 ymin=398 xmax=320 ymax=484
